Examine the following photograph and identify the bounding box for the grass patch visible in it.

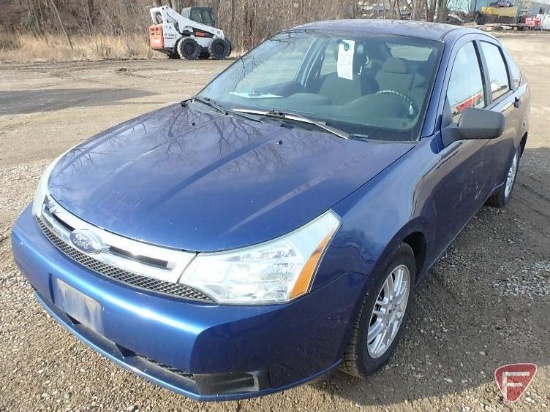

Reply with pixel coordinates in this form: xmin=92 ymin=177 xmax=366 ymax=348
xmin=0 ymin=33 xmax=161 ymax=62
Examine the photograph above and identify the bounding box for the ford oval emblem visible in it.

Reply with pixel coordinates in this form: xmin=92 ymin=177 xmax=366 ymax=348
xmin=70 ymin=229 xmax=104 ymax=254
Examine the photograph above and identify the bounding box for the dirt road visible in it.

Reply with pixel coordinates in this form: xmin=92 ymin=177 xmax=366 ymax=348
xmin=1 ymin=34 xmax=548 ymax=412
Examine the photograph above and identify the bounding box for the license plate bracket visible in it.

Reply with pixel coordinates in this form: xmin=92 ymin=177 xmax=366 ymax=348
xmin=52 ymin=278 xmax=104 ymax=334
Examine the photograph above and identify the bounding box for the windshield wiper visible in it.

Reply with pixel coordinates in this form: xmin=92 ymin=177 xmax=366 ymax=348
xmin=184 ymin=96 xmax=260 ymax=122
xmin=186 ymin=96 xmax=229 ymax=114
xmin=233 ymin=108 xmax=350 ymax=140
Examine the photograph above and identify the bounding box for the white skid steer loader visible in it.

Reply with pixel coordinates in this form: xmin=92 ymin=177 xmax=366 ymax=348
xmin=149 ymin=5 xmax=231 ymax=60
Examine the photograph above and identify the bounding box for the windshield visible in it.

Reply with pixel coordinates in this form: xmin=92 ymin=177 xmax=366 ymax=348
xmin=199 ymin=29 xmax=442 ymax=141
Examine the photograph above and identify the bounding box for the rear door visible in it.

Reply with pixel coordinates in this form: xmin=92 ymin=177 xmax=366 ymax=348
xmin=476 ymin=39 xmax=523 ymax=189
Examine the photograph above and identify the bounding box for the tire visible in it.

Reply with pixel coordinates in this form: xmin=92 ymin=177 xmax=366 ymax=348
xmin=209 ymin=38 xmax=230 ymax=60
xmin=342 ymin=243 xmax=416 ymax=378
xmin=198 ymin=50 xmax=210 ymax=59
xmin=168 ymin=40 xmax=182 ymax=59
xmin=486 ymin=148 xmax=520 ymax=208
xmin=226 ymin=39 xmax=233 ymax=55
xmin=178 ymin=38 xmax=201 ymax=60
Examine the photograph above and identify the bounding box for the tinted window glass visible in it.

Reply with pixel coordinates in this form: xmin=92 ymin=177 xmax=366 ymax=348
xmin=480 ymin=42 xmax=510 ymax=101
xmin=447 ymin=42 xmax=485 ymax=121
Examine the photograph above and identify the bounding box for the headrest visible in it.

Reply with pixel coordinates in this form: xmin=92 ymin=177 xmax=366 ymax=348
xmin=383 ymin=57 xmax=409 ymax=74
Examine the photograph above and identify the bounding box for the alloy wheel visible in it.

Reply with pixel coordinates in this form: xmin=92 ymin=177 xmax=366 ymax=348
xmin=367 ymin=264 xmax=411 ymax=358
xmin=504 ymin=152 xmax=518 ymax=199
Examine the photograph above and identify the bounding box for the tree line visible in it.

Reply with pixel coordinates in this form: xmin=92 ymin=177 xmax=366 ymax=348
xmin=5 ymin=1 xmax=461 ymax=53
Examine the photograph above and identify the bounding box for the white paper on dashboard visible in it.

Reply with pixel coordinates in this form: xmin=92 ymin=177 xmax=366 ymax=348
xmin=337 ymin=40 xmax=355 ymax=80
xmin=230 ymin=92 xmax=282 ymax=99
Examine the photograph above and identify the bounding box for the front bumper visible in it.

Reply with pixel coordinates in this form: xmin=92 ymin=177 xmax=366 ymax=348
xmin=11 ymin=205 xmax=367 ymax=401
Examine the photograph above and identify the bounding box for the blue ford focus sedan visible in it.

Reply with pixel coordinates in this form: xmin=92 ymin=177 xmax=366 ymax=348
xmin=11 ymin=20 xmax=529 ymax=400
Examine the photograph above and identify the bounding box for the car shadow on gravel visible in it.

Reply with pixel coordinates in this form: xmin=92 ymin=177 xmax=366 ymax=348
xmin=310 ymin=148 xmax=550 ymax=407
xmin=0 ymin=88 xmax=156 ymax=116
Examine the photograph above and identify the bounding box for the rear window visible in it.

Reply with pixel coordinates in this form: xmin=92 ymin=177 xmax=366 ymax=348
xmin=387 ymin=43 xmax=435 ymax=61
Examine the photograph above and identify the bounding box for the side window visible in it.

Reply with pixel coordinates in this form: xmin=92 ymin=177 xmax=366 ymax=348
xmin=480 ymin=42 xmax=510 ymax=101
xmin=447 ymin=42 xmax=485 ymax=121
xmin=503 ymin=48 xmax=521 ymax=89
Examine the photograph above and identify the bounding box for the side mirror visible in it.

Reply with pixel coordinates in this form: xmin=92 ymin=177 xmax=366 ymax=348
xmin=442 ymin=108 xmax=505 ymax=146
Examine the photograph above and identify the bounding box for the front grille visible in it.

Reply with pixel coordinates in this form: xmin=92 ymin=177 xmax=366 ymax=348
xmin=37 ymin=218 xmax=214 ymax=303
xmin=139 ymin=355 xmax=195 ymax=380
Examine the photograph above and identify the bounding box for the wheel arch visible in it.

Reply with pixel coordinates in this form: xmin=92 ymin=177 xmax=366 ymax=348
xmin=402 ymin=231 xmax=427 ymax=281
xmin=520 ymin=132 xmax=528 ymax=156
xmin=374 ymin=223 xmax=430 ymax=285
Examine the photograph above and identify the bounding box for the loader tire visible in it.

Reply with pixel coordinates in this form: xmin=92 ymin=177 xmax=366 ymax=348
xmin=209 ymin=38 xmax=230 ymax=60
xmin=168 ymin=40 xmax=182 ymax=59
xmin=226 ymin=39 xmax=233 ymax=55
xmin=178 ymin=38 xmax=200 ymax=60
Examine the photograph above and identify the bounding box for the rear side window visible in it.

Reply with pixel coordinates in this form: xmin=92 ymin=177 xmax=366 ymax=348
xmin=503 ymin=49 xmax=521 ymax=89
xmin=447 ymin=42 xmax=485 ymax=121
xmin=480 ymin=42 xmax=510 ymax=101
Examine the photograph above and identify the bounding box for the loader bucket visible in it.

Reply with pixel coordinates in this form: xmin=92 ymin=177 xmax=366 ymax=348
xmin=149 ymin=24 xmax=164 ymax=49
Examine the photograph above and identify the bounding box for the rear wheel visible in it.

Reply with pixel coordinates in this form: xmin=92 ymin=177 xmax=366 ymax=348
xmin=209 ymin=38 xmax=231 ymax=60
xmin=178 ymin=38 xmax=201 ymax=60
xmin=342 ymin=243 xmax=416 ymax=377
xmin=486 ymin=148 xmax=519 ymax=208
xmin=226 ymin=39 xmax=233 ymax=55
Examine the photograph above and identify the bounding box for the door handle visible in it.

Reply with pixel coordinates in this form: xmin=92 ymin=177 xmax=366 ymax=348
xmin=514 ymin=97 xmax=521 ymax=108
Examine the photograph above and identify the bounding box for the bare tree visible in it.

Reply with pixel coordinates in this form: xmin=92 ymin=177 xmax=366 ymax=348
xmin=48 ymin=0 xmax=73 ymax=49
xmin=436 ymin=0 xmax=448 ymax=22
xmin=8 ymin=0 xmax=459 ymax=58
xmin=212 ymin=0 xmax=219 ymax=27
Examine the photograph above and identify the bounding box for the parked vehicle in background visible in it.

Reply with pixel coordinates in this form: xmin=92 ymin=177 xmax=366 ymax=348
xmin=149 ymin=5 xmax=231 ymax=60
xmin=12 ymin=20 xmax=530 ymax=401
xmin=475 ymin=4 xmax=520 ymax=25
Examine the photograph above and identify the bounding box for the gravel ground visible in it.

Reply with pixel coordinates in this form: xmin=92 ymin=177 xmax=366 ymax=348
xmin=0 ymin=33 xmax=549 ymax=411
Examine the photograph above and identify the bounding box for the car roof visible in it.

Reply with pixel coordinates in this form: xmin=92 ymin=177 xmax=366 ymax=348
xmin=294 ymin=19 xmax=487 ymax=43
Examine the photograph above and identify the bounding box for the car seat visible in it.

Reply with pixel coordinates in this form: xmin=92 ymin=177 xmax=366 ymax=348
xmin=375 ymin=57 xmax=415 ymax=94
xmin=318 ymin=44 xmax=378 ymax=105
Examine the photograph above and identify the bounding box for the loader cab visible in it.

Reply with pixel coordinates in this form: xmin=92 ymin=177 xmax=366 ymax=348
xmin=181 ymin=7 xmax=215 ymax=27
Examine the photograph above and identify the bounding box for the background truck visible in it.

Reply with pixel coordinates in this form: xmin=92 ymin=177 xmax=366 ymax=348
xmin=474 ymin=4 xmax=521 ymax=25
xmin=149 ymin=5 xmax=231 ymax=60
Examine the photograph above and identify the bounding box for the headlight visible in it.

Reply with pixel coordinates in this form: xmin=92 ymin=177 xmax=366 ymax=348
xmin=32 ymin=154 xmax=65 ymax=217
xmin=180 ymin=210 xmax=341 ymax=304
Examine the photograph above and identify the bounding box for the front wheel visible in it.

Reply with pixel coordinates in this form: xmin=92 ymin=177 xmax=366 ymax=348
xmin=342 ymin=243 xmax=416 ymax=377
xmin=178 ymin=38 xmax=201 ymax=60
xmin=209 ymin=38 xmax=231 ymax=60
xmin=486 ymin=148 xmax=520 ymax=208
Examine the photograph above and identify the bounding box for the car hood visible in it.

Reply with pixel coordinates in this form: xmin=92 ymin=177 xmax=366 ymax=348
xmin=49 ymin=104 xmax=412 ymax=251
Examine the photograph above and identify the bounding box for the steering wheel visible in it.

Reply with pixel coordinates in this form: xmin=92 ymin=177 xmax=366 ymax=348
xmin=375 ymin=90 xmax=418 ymax=117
